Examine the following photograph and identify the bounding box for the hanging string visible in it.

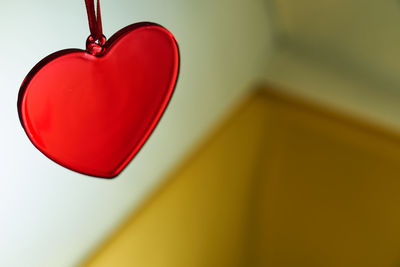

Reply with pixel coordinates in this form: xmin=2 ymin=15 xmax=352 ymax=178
xmin=85 ymin=0 xmax=103 ymax=42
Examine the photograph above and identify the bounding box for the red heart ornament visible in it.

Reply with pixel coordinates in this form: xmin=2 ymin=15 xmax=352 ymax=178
xmin=18 ymin=23 xmax=180 ymax=178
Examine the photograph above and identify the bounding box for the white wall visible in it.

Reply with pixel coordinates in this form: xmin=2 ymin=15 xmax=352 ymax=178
xmin=0 ymin=0 xmax=272 ymax=266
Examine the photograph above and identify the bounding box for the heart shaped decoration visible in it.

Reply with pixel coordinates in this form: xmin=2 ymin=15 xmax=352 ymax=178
xmin=18 ymin=23 xmax=180 ymax=178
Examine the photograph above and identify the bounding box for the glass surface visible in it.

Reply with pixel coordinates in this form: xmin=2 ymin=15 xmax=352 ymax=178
xmin=18 ymin=23 xmax=180 ymax=178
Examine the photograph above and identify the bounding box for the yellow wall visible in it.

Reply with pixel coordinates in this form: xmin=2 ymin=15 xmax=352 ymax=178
xmin=83 ymin=94 xmax=270 ymax=267
xmin=254 ymin=90 xmax=400 ymax=266
xmin=83 ymin=89 xmax=400 ymax=267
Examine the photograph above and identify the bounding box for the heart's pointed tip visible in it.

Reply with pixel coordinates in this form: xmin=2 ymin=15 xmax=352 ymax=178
xmin=98 ymin=173 xmax=121 ymax=179
xmin=69 ymin=162 xmax=127 ymax=179
xmin=103 ymin=169 xmax=124 ymax=179
xmin=78 ymin=169 xmax=122 ymax=179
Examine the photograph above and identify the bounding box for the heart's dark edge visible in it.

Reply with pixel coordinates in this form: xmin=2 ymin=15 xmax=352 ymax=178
xmin=17 ymin=22 xmax=181 ymax=179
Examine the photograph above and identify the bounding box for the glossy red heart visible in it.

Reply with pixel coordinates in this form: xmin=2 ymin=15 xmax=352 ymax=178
xmin=18 ymin=22 xmax=180 ymax=178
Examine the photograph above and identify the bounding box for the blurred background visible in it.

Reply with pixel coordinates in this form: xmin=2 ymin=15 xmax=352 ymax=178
xmin=2 ymin=0 xmax=400 ymax=266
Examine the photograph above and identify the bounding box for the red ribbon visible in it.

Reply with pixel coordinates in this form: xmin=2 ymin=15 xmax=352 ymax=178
xmin=85 ymin=0 xmax=103 ymax=41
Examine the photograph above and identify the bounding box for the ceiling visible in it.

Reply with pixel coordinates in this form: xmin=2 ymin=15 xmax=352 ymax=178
xmin=269 ymin=0 xmax=400 ymax=89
